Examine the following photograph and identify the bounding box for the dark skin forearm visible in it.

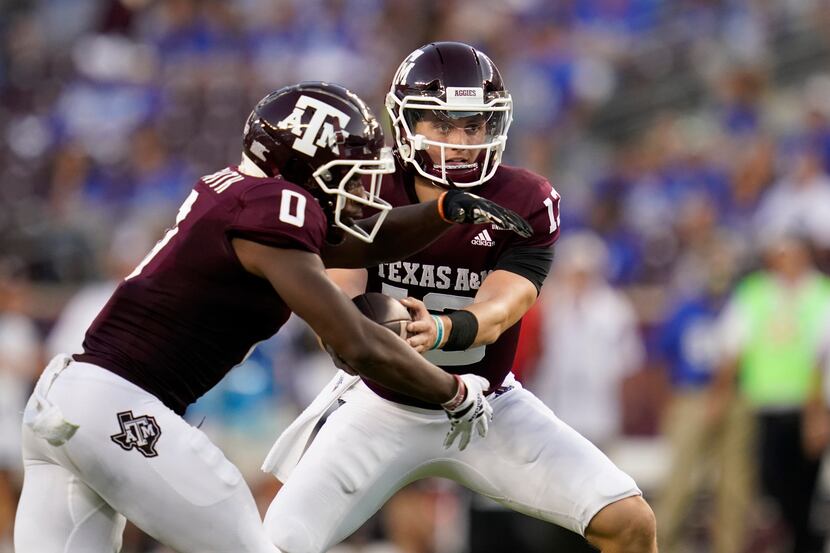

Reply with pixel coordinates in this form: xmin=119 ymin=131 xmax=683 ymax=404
xmin=233 ymin=238 xmax=456 ymax=404
xmin=321 ymin=200 xmax=451 ymax=268
xmin=346 ymin=315 xmax=457 ymax=403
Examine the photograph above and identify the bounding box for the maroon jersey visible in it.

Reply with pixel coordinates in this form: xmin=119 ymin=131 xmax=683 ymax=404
xmin=76 ymin=166 xmax=327 ymax=414
xmin=365 ymin=164 xmax=561 ymax=408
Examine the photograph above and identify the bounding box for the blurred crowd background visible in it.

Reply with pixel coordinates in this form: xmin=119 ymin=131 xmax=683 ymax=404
xmin=3 ymin=0 xmax=830 ymax=552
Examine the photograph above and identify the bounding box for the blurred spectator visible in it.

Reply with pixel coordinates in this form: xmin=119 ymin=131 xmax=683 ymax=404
xmin=710 ymin=233 xmax=830 ymax=553
xmin=668 ymin=193 xmax=729 ymax=296
xmin=726 ymin=134 xmax=776 ymax=233
xmin=530 ymin=231 xmax=645 ymax=450
xmin=509 ymin=230 xmax=646 ymax=553
xmin=509 ymin=302 xmax=543 ymax=384
xmin=44 ymin=219 xmax=156 ymax=357
xmin=54 ymin=33 xmax=160 ymax=165
xmin=715 ymin=67 xmax=766 ymax=139
xmin=655 ymin=236 xmax=753 ymax=553
xmin=124 ymin=125 xmax=194 ymax=212
xmin=587 ymin=148 xmax=645 ymax=285
xmin=753 ymin=145 xmax=830 ymax=252
xmin=802 ymin=74 xmax=830 ymax=175
xmin=0 ymin=274 xmax=40 ymax=552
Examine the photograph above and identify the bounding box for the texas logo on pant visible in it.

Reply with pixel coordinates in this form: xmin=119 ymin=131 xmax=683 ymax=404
xmin=110 ymin=411 xmax=162 ymax=458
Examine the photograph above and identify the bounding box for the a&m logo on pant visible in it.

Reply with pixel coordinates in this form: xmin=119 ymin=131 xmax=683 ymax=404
xmin=110 ymin=411 xmax=162 ymax=458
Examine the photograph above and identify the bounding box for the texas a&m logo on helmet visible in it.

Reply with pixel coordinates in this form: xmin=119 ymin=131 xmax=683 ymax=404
xmin=275 ymin=95 xmax=352 ymax=157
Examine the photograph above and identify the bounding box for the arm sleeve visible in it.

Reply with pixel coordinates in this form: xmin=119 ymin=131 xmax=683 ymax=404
xmin=493 ymin=246 xmax=554 ymax=293
xmin=229 ymin=184 xmax=327 ymax=255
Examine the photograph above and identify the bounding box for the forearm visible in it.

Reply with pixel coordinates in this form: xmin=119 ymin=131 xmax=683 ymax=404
xmin=322 ymin=200 xmax=450 ymax=268
xmin=403 ymin=271 xmax=538 ymax=354
xmin=365 ymin=200 xmax=450 ymax=264
xmin=438 ymin=271 xmax=537 ymax=348
xmin=345 ymin=323 xmax=456 ymax=404
xmin=435 ymin=304 xmax=509 ymax=349
xmin=235 ymin=239 xmax=454 ymax=405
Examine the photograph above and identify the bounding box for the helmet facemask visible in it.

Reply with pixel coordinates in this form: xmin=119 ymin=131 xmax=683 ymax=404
xmin=312 ymin=147 xmax=394 ymax=243
xmin=387 ymin=89 xmax=512 ymax=188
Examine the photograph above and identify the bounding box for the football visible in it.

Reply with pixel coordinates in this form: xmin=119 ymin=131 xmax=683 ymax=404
xmin=352 ymin=292 xmax=411 ymax=339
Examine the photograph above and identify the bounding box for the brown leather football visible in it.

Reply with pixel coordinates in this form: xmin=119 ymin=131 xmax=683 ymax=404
xmin=352 ymin=292 xmax=411 ymax=338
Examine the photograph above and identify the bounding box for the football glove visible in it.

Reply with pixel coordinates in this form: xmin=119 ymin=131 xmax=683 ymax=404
xmin=442 ymin=374 xmax=494 ymax=451
xmin=440 ymin=189 xmax=533 ymax=238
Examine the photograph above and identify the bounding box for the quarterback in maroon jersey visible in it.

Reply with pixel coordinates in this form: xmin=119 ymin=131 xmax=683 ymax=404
xmin=263 ymin=44 xmax=657 ymax=553
xmin=14 ymin=82 xmax=532 ymax=553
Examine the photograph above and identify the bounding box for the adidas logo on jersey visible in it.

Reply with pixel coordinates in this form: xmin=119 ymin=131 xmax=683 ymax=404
xmin=471 ymin=230 xmax=495 ymax=247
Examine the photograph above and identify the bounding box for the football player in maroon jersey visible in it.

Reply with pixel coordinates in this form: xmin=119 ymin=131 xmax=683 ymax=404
xmin=263 ymin=44 xmax=657 ymax=553
xmin=14 ymin=82 xmax=532 ymax=553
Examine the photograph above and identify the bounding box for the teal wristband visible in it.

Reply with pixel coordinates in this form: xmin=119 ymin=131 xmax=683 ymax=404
xmin=430 ymin=315 xmax=444 ymax=350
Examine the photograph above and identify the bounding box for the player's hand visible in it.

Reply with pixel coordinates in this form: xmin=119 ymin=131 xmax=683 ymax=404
xmin=442 ymin=374 xmax=493 ymax=451
xmin=439 ymin=189 xmax=533 ymax=238
xmin=400 ymin=297 xmax=435 ymax=353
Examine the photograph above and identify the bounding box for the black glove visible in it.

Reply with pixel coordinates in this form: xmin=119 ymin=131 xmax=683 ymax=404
xmin=440 ymin=189 xmax=533 ymax=238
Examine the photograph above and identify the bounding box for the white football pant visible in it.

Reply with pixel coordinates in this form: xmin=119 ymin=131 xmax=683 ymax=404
xmin=263 ymin=374 xmax=640 ymax=553
xmin=15 ymin=358 xmax=281 ymax=553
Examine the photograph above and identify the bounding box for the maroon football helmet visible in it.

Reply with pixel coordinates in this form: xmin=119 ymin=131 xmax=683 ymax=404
xmin=386 ymin=42 xmax=513 ymax=188
xmin=243 ymin=82 xmax=394 ymax=243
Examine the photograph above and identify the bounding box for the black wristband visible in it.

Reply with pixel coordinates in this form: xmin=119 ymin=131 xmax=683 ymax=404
xmin=443 ymin=310 xmax=479 ymax=351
